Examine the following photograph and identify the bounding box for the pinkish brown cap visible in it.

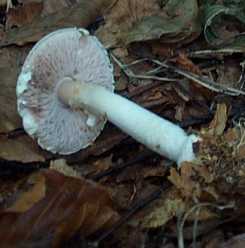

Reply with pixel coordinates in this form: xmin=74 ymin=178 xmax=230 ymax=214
xmin=16 ymin=28 xmax=114 ymax=154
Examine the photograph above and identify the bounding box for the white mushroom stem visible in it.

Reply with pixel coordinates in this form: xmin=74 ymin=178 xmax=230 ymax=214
xmin=58 ymin=78 xmax=198 ymax=166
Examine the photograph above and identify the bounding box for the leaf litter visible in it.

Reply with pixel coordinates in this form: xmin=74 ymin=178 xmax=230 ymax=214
xmin=0 ymin=0 xmax=245 ymax=247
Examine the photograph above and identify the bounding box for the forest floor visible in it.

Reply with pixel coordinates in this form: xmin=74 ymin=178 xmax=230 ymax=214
xmin=0 ymin=0 xmax=245 ymax=247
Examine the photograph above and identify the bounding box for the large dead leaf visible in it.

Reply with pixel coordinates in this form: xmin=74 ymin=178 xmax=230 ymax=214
xmin=0 ymin=0 xmax=114 ymax=47
xmin=0 ymin=170 xmax=119 ymax=247
xmin=168 ymin=161 xmax=220 ymax=201
xmin=96 ymin=0 xmax=201 ymax=47
xmin=6 ymin=2 xmax=43 ymax=29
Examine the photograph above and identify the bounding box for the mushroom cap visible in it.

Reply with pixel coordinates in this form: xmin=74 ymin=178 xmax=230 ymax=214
xmin=16 ymin=28 xmax=114 ymax=154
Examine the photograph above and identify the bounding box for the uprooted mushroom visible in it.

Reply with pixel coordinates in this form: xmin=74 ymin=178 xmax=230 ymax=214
xmin=16 ymin=28 xmax=199 ymax=166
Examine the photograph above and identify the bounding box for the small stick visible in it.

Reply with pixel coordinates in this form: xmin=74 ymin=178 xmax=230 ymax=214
xmin=177 ymin=202 xmax=235 ymax=248
xmin=111 ymin=53 xmax=176 ymax=83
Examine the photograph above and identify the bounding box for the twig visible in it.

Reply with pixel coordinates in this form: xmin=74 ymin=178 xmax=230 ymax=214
xmin=152 ymin=59 xmax=245 ymax=96
xmin=123 ymin=58 xmax=149 ymax=68
xmin=187 ymin=48 xmax=245 ymax=58
xmin=177 ymin=202 xmax=235 ymax=248
xmin=110 ymin=53 xmax=176 ymax=83
xmin=192 ymin=208 xmax=200 ymax=248
xmin=110 ymin=53 xmax=245 ymax=96
xmin=238 ymin=61 xmax=245 ymax=90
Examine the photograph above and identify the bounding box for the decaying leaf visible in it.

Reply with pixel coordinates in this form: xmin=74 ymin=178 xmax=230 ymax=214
xmin=6 ymin=2 xmax=43 ymax=29
xmin=168 ymin=163 xmax=201 ymax=199
xmin=0 ymin=134 xmax=46 ymax=162
xmin=0 ymin=170 xmax=120 ymax=247
xmin=224 ymin=128 xmax=239 ymax=145
xmin=0 ymin=0 xmax=115 ymax=47
xmin=130 ymin=188 xmax=215 ymax=229
xmin=132 ymin=189 xmax=186 ymax=228
xmin=96 ymin=0 xmax=201 ymax=47
xmin=96 ymin=0 xmax=160 ymax=47
xmin=196 ymin=114 xmax=245 ymax=196
xmin=208 ymin=103 xmax=228 ymax=136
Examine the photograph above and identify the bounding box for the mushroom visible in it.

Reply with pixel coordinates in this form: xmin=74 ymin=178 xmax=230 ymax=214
xmin=17 ymin=28 xmax=198 ymax=166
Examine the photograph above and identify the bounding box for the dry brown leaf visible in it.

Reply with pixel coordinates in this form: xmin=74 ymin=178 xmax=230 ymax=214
xmin=224 ymin=128 xmax=239 ymax=145
xmin=208 ymin=103 xmax=228 ymax=136
xmin=0 ymin=0 xmax=114 ymax=47
xmin=168 ymin=160 xmax=220 ymax=201
xmin=168 ymin=163 xmax=200 ymax=199
xmin=6 ymin=2 xmax=43 ymax=29
xmin=96 ymin=0 xmax=200 ymax=47
xmin=233 ymin=126 xmax=245 ymax=159
xmin=0 ymin=170 xmax=119 ymax=247
xmin=96 ymin=0 xmax=163 ymax=47
xmin=130 ymin=188 xmax=186 ymax=228
xmin=194 ymin=165 xmax=214 ymax=184
xmin=0 ymin=134 xmax=46 ymax=162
